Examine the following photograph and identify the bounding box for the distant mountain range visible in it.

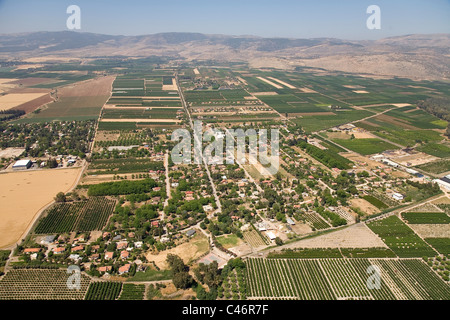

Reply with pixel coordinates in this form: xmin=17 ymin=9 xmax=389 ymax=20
xmin=0 ymin=31 xmax=449 ymax=80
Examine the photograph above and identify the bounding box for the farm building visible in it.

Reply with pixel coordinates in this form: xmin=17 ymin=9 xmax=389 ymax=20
xmin=382 ymin=159 xmax=400 ymax=168
xmin=186 ymin=229 xmax=196 ymax=237
xmin=392 ymin=193 xmax=404 ymax=201
xmin=286 ymin=217 xmax=295 ymax=225
xmin=12 ymin=159 xmax=32 ymax=170
xmin=266 ymin=232 xmax=276 ymax=241
xmin=434 ymin=176 xmax=450 ymax=191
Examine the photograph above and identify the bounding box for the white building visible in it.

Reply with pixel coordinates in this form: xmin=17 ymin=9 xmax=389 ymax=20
xmin=392 ymin=193 xmax=404 ymax=201
xmin=12 ymin=159 xmax=32 ymax=170
xmin=266 ymin=232 xmax=276 ymax=241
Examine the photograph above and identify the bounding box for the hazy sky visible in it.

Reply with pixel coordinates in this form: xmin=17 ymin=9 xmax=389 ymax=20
xmin=0 ymin=0 xmax=449 ymax=40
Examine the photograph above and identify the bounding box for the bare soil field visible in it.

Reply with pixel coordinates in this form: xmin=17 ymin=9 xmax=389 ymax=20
xmin=145 ymin=232 xmax=209 ymax=269
xmin=291 ymin=222 xmax=313 ymax=235
xmin=432 ymin=197 xmax=450 ymax=205
xmin=409 ymin=224 xmax=450 ymax=238
xmin=0 ymin=78 xmax=18 ymax=85
xmin=326 ymin=132 xmax=351 ymax=140
xmin=12 ymin=93 xmax=53 ymax=114
xmin=285 ymin=223 xmax=387 ymax=248
xmin=267 ymin=77 xmax=296 ymax=89
xmin=6 ymin=78 xmax=59 ymax=86
xmin=59 ymin=76 xmax=114 ymax=97
xmin=350 ymin=198 xmax=380 ymax=216
xmin=0 ymin=168 xmax=82 ymax=249
xmin=0 ymin=148 xmax=25 ymax=158
xmin=298 ymin=87 xmax=317 ymax=93
xmin=256 ymin=77 xmax=283 ymax=89
xmin=392 ymin=152 xmax=438 ymax=167
xmin=343 ymin=153 xmax=381 ymax=170
xmin=0 ymin=93 xmax=49 ymax=111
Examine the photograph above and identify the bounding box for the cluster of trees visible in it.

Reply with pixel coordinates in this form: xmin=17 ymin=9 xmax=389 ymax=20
xmin=297 ymin=140 xmax=351 ymax=170
xmin=0 ymin=109 xmax=25 ymax=122
xmin=0 ymin=121 xmax=95 ymax=157
xmin=87 ymin=178 xmax=158 ymax=196
xmin=316 ymin=206 xmax=347 ymax=227
xmin=166 ymin=254 xmax=193 ymax=290
xmin=406 ymin=180 xmax=441 ymax=197
xmin=194 ymin=261 xmax=222 ymax=300
xmin=417 ymin=98 xmax=450 ymax=137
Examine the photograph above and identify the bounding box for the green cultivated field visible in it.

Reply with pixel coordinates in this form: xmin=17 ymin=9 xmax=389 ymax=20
xmin=333 ymin=138 xmax=398 ymax=155
xmin=416 ymin=159 xmax=450 ymax=174
xmin=102 ymin=108 xmax=179 ymax=119
xmin=88 ymin=158 xmax=164 ymax=175
xmin=425 ymin=238 xmax=450 ymax=255
xmin=294 ymin=110 xmax=373 ymax=132
xmin=245 ymin=257 xmax=450 ymax=300
xmin=367 ymin=216 xmax=437 ymax=257
xmin=118 ymin=284 xmax=146 ymax=300
xmin=417 ymin=143 xmax=450 ymax=158
xmin=401 ymin=212 xmax=450 ymax=224
xmin=85 ymin=282 xmax=122 ymax=300
xmin=34 ymin=197 xmax=116 ymax=234
xmin=362 ymin=195 xmax=389 ymax=209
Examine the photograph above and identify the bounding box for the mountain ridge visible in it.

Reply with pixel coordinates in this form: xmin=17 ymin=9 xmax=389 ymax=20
xmin=0 ymin=31 xmax=448 ymax=80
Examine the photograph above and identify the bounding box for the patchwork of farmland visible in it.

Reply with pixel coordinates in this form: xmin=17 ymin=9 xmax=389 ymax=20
xmin=102 ymin=75 xmax=183 ymax=129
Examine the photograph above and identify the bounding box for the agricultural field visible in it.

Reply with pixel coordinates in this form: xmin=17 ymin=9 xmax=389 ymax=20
xmin=367 ymin=216 xmax=437 ymax=257
xmin=0 ymin=268 xmax=91 ymax=300
xmin=243 ymin=229 xmax=268 ymax=247
xmin=34 ymin=197 xmax=116 ymax=234
xmin=0 ymin=168 xmax=81 ymax=249
xmin=424 ymin=238 xmax=450 ymax=255
xmin=118 ymin=284 xmax=146 ymax=300
xmin=362 ymin=195 xmax=389 ymax=210
xmin=245 ymin=257 xmax=450 ymax=300
xmin=415 ymin=159 xmax=450 ymax=174
xmin=332 ymin=138 xmax=398 ymax=155
xmin=16 ymin=76 xmax=115 ymax=122
xmin=401 ymin=212 xmax=450 ymax=224
xmin=88 ymin=158 xmax=164 ymax=175
xmin=85 ymin=281 xmax=123 ymax=300
xmin=0 ymin=92 xmax=50 ymax=111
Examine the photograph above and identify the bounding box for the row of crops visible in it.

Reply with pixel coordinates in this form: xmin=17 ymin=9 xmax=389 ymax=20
xmin=0 ymin=269 xmax=91 ymax=300
xmin=245 ymin=258 xmax=450 ymax=300
xmin=0 ymin=270 xmax=150 ymax=300
xmin=34 ymin=197 xmax=116 ymax=234
xmin=85 ymin=281 xmax=123 ymax=300
xmin=118 ymin=283 xmax=146 ymax=300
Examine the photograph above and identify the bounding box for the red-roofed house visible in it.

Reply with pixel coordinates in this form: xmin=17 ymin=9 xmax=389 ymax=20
xmin=24 ymin=248 xmax=41 ymax=254
xmin=119 ymin=264 xmax=131 ymax=275
xmin=53 ymin=247 xmax=65 ymax=254
xmin=120 ymin=250 xmax=129 ymax=260
xmin=98 ymin=266 xmax=112 ymax=273
xmin=105 ymin=251 xmax=114 ymax=260
xmin=117 ymin=242 xmax=128 ymax=250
